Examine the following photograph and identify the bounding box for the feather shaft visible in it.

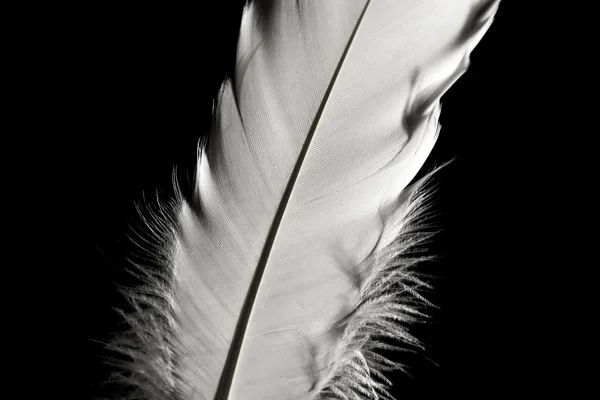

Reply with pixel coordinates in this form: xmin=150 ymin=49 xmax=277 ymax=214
xmin=214 ymin=2 xmax=373 ymax=398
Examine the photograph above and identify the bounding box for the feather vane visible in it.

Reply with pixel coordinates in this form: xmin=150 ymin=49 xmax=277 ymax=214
xmin=109 ymin=1 xmax=499 ymax=399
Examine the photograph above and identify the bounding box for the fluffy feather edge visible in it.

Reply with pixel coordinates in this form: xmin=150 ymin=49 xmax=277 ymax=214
xmin=101 ymin=160 xmax=445 ymax=400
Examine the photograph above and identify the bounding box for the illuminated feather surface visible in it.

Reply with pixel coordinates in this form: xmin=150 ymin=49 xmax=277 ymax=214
xmin=111 ymin=1 xmax=499 ymax=399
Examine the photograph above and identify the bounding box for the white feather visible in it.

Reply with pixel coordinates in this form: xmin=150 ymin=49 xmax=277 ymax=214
xmin=110 ymin=1 xmax=499 ymax=399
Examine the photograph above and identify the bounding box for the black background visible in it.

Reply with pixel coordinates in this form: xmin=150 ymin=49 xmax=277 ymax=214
xmin=89 ymin=1 xmax=521 ymax=398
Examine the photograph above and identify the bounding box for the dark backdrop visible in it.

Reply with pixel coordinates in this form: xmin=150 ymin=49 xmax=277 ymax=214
xmin=89 ymin=1 xmax=518 ymax=398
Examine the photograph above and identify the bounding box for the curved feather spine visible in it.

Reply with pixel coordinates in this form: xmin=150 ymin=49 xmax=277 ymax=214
xmin=214 ymin=2 xmax=374 ymax=398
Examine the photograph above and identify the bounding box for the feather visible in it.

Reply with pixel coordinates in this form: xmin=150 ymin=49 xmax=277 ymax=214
xmin=108 ymin=1 xmax=499 ymax=399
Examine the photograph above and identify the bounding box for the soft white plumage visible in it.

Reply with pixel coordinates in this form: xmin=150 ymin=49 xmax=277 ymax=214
xmin=110 ymin=1 xmax=499 ymax=399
